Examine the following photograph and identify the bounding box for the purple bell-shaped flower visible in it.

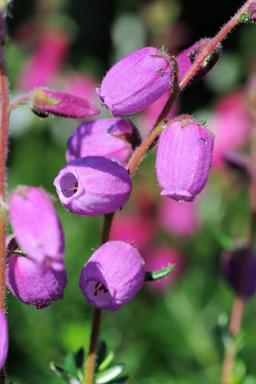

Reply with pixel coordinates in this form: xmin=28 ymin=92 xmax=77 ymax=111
xmin=97 ymin=47 xmax=175 ymax=116
xmin=54 ymin=156 xmax=132 ymax=216
xmin=156 ymin=117 xmax=214 ymax=201
xmin=79 ymin=241 xmax=145 ymax=311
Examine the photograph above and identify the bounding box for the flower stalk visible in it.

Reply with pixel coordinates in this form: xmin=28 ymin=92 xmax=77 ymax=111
xmin=83 ymin=2 xmax=255 ymax=383
xmin=0 ymin=8 xmax=9 ymax=384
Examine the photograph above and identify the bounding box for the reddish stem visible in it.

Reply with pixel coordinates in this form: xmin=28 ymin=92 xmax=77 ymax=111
xmin=84 ymin=2 xmax=255 ymax=383
xmin=0 ymin=47 xmax=9 ymax=311
xmin=180 ymin=0 xmax=255 ymax=91
xmin=128 ymin=0 xmax=255 ymax=175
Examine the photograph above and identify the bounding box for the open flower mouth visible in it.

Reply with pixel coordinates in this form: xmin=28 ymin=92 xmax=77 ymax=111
xmin=60 ymin=172 xmax=79 ymax=198
xmin=86 ymin=279 xmax=111 ymax=308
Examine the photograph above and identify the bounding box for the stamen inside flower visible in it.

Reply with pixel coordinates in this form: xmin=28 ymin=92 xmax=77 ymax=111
xmin=60 ymin=173 xmax=79 ymax=198
xmin=86 ymin=279 xmax=111 ymax=308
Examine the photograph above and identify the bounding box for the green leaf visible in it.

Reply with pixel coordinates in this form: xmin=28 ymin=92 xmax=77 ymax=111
xmin=107 ymin=376 xmax=129 ymax=383
xmin=64 ymin=352 xmax=78 ymax=376
xmin=239 ymin=12 xmax=251 ymax=23
xmin=145 ymin=264 xmax=175 ymax=281
xmin=74 ymin=347 xmax=85 ymax=369
xmin=96 ymin=340 xmax=108 ymax=370
xmin=50 ymin=362 xmax=70 ymax=382
xmin=98 ymin=350 xmax=115 ymax=372
xmin=96 ymin=364 xmax=125 ymax=384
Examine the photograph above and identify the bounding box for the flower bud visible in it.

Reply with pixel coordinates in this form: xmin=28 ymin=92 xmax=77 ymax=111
xmin=31 ymin=88 xmax=100 ymax=119
xmin=66 ymin=118 xmax=141 ymax=164
xmin=209 ymin=91 xmax=251 ymax=168
xmin=9 ymin=186 xmax=64 ymax=265
xmin=6 ymin=253 xmax=67 ymax=309
xmin=159 ymin=198 xmax=199 ymax=236
xmin=223 ymin=247 xmax=256 ymax=299
xmin=54 ymin=156 xmax=132 ymax=216
xmin=156 ymin=118 xmax=214 ymax=201
xmin=79 ymin=241 xmax=145 ymax=311
xmin=177 ymin=38 xmax=222 ymax=83
xmin=97 ymin=47 xmax=175 ymax=116
xmin=0 ymin=310 xmax=8 ymax=370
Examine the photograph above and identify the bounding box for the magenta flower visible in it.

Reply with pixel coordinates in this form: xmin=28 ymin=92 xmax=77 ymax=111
xmin=31 ymin=88 xmax=100 ymax=119
xmin=177 ymin=38 xmax=221 ymax=82
xmin=156 ymin=118 xmax=214 ymax=201
xmin=209 ymin=91 xmax=251 ymax=168
xmin=9 ymin=186 xmax=64 ymax=265
xmin=6 ymin=250 xmax=67 ymax=309
xmin=144 ymin=247 xmax=184 ymax=292
xmin=223 ymin=247 xmax=256 ymax=299
xmin=159 ymin=198 xmax=199 ymax=236
xmin=0 ymin=310 xmax=8 ymax=370
xmin=19 ymin=29 xmax=69 ymax=91
xmin=54 ymin=156 xmax=132 ymax=216
xmin=79 ymin=241 xmax=145 ymax=310
xmin=97 ymin=47 xmax=175 ymax=116
xmin=66 ymin=118 xmax=141 ymax=164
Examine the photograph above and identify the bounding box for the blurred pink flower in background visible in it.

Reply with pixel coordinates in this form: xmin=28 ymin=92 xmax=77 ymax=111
xmin=19 ymin=28 xmax=69 ymax=91
xmin=109 ymin=213 xmax=155 ymax=253
xmin=159 ymin=198 xmax=199 ymax=237
xmin=209 ymin=91 xmax=251 ymax=168
xmin=59 ymin=73 xmax=98 ymax=101
xmin=144 ymin=247 xmax=184 ymax=292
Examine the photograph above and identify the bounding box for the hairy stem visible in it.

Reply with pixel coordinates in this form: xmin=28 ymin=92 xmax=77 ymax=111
xmin=180 ymin=0 xmax=255 ymax=91
xmin=84 ymin=3 xmax=254 ymax=383
xmin=9 ymin=94 xmax=31 ymax=112
xmin=0 ymin=40 xmax=8 ymax=312
xmin=128 ymin=0 xmax=254 ymax=175
xmin=0 ymin=10 xmax=9 ymax=384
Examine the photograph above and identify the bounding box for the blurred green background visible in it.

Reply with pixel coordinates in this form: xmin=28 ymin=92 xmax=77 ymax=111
xmin=5 ymin=0 xmax=256 ymax=383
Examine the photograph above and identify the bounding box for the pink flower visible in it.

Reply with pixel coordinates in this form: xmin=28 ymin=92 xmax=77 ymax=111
xmin=156 ymin=117 xmax=214 ymax=201
xmin=159 ymin=198 xmax=199 ymax=236
xmin=110 ymin=213 xmax=154 ymax=252
xmin=79 ymin=241 xmax=145 ymax=310
xmin=144 ymin=247 xmax=184 ymax=292
xmin=66 ymin=118 xmax=141 ymax=164
xmin=97 ymin=47 xmax=175 ymax=115
xmin=19 ymin=29 xmax=69 ymax=91
xmin=9 ymin=186 xmax=64 ymax=265
xmin=54 ymin=156 xmax=132 ymax=216
xmin=209 ymin=91 xmax=251 ymax=168
xmin=0 ymin=310 xmax=8 ymax=370
xmin=31 ymin=88 xmax=100 ymax=119
xmin=6 ymin=251 xmax=67 ymax=309
xmin=177 ymin=38 xmax=221 ymax=83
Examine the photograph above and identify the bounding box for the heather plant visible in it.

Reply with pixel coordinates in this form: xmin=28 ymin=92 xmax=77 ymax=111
xmin=1 ymin=1 xmax=256 ymax=384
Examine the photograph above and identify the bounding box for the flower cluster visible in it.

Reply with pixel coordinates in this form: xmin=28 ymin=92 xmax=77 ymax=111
xmin=2 ymin=39 xmax=219 ymax=370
